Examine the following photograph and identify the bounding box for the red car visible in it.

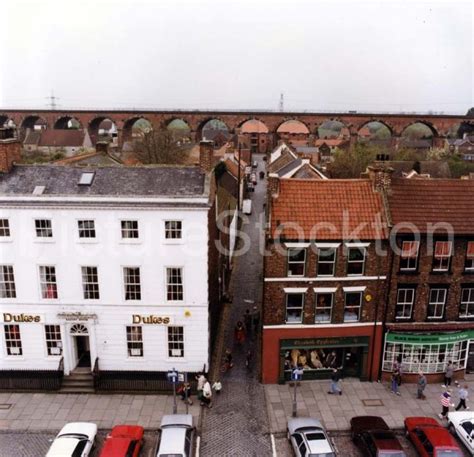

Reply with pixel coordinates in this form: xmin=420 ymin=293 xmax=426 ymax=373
xmin=99 ymin=425 xmax=144 ymax=457
xmin=405 ymin=417 xmax=463 ymax=457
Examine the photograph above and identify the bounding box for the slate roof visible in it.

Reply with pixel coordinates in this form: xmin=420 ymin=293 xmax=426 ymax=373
xmin=292 ymin=164 xmax=326 ymax=180
xmin=268 ymin=149 xmax=296 ymax=173
xmin=39 ymin=130 xmax=85 ymax=147
xmin=54 ymin=152 xmax=123 ymax=167
xmin=0 ymin=165 xmax=207 ymax=198
xmin=388 ymin=179 xmax=474 ymax=234
xmin=271 ymin=179 xmax=388 ymax=240
xmin=276 ymin=158 xmax=302 ymax=177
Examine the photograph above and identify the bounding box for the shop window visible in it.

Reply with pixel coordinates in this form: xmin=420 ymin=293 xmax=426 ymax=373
xmin=0 ymin=265 xmax=16 ymax=299
xmin=121 ymin=220 xmax=139 ymax=239
xmin=45 ymin=325 xmax=62 ymax=356
xmin=382 ymin=340 xmax=468 ymax=374
xmin=78 ymin=220 xmax=96 ymax=239
xmin=399 ymin=241 xmax=419 ymax=271
xmin=126 ymin=326 xmax=143 ymax=357
xmin=344 ymin=292 xmax=362 ymax=322
xmin=315 ymin=293 xmax=333 ymax=323
xmin=168 ymin=326 xmax=184 ymax=357
xmin=39 ymin=265 xmax=58 ymax=299
xmin=4 ymin=324 xmax=22 ymax=356
xmin=347 ymin=247 xmax=365 ymax=276
xmin=123 ymin=267 xmax=141 ymax=300
xmin=465 ymin=242 xmax=474 ymax=272
xmin=166 ymin=267 xmax=183 ymax=301
xmin=35 ymin=219 xmax=53 ymax=238
xmin=460 ymin=287 xmax=474 ymax=319
xmin=165 ymin=221 xmax=182 ymax=239
xmin=427 ymin=287 xmax=447 ymax=319
xmin=287 ymin=248 xmax=306 ymax=277
xmin=317 ymin=248 xmax=336 ymax=276
xmin=81 ymin=266 xmax=100 ymax=300
xmin=432 ymin=241 xmax=452 ymax=272
xmin=0 ymin=219 xmax=10 ymax=237
xmin=395 ymin=287 xmax=415 ymax=320
xmin=286 ymin=293 xmax=304 ymax=323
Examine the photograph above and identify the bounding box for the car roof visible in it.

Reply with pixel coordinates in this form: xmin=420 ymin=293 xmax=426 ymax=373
xmin=304 ymin=429 xmax=334 ymax=454
xmin=99 ymin=437 xmax=133 ymax=457
xmin=370 ymin=430 xmax=403 ymax=451
xmin=160 ymin=414 xmax=193 ymax=428
xmin=46 ymin=437 xmax=81 ymax=457
xmin=110 ymin=425 xmax=144 ymax=440
xmin=58 ymin=422 xmax=97 ymax=438
xmin=405 ymin=416 xmax=441 ymax=430
xmin=158 ymin=426 xmax=188 ymax=455
xmin=422 ymin=427 xmax=460 ymax=448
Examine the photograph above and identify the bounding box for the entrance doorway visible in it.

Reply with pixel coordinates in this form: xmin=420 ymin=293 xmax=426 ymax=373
xmin=467 ymin=341 xmax=474 ymax=373
xmin=75 ymin=335 xmax=91 ymax=368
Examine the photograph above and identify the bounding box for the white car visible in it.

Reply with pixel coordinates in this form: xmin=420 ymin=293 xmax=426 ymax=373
xmin=156 ymin=414 xmax=195 ymax=457
xmin=448 ymin=411 xmax=474 ymax=455
xmin=287 ymin=417 xmax=337 ymax=457
xmin=46 ymin=422 xmax=97 ymax=457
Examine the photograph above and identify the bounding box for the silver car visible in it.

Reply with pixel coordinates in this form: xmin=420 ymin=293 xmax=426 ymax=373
xmin=287 ymin=417 xmax=337 ymax=457
xmin=156 ymin=414 xmax=194 ymax=457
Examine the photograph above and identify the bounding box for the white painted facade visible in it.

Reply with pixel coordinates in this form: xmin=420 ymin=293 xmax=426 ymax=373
xmin=0 ymin=203 xmax=211 ymax=375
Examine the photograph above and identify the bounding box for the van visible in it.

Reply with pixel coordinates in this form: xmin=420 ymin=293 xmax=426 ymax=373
xmin=243 ymin=199 xmax=252 ymax=215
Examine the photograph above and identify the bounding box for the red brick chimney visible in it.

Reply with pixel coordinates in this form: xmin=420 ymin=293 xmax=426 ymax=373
xmin=267 ymin=173 xmax=280 ymax=197
xmin=199 ymin=140 xmax=214 ymax=172
xmin=0 ymin=128 xmax=21 ymax=173
xmin=367 ymin=163 xmax=394 ymax=192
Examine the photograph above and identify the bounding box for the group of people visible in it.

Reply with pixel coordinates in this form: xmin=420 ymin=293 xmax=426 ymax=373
xmin=176 ymin=374 xmax=223 ymax=409
xmin=390 ymin=359 xmax=470 ymax=420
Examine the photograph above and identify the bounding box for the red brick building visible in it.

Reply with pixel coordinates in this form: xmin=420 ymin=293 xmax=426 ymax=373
xmin=381 ymin=177 xmax=474 ymax=383
xmin=262 ymin=178 xmax=389 ymax=383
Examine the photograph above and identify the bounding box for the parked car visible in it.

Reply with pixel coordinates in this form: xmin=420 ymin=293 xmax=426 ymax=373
xmin=405 ymin=416 xmax=463 ymax=457
xmin=350 ymin=416 xmax=406 ymax=457
xmin=243 ymin=199 xmax=252 ymax=215
xmin=46 ymin=422 xmax=97 ymax=457
xmin=252 ymin=160 xmax=258 ymax=168
xmin=287 ymin=417 xmax=337 ymax=457
xmin=156 ymin=414 xmax=194 ymax=457
xmin=99 ymin=425 xmax=144 ymax=457
xmin=448 ymin=411 xmax=474 ymax=455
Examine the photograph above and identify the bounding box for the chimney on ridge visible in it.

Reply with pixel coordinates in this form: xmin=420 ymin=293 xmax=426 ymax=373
xmin=0 ymin=127 xmax=21 ymax=173
xmin=199 ymin=140 xmax=214 ymax=172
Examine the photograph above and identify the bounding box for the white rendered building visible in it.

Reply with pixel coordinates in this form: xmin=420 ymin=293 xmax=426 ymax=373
xmin=0 ymin=131 xmax=220 ymax=391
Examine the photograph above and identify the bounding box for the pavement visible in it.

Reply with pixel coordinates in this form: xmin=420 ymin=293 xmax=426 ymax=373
xmin=0 ymin=392 xmax=200 ymax=431
xmin=265 ymin=376 xmax=474 ymax=433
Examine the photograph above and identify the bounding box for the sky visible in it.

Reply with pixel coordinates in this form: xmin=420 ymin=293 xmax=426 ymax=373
xmin=1 ymin=0 xmax=473 ymax=114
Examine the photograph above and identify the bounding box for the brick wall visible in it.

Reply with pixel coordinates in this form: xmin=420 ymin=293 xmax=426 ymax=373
xmin=263 ymin=241 xmax=389 ymax=326
xmin=386 ymin=236 xmax=474 ymax=324
xmin=0 ymin=138 xmax=21 ymax=173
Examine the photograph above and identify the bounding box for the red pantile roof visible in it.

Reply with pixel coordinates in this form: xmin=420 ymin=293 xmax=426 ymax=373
xmin=271 ymin=179 xmax=388 ymax=240
xmin=388 ymin=179 xmax=474 ymax=234
xmin=39 ymin=129 xmax=85 ymax=147
xmin=315 ymin=138 xmax=348 ymax=147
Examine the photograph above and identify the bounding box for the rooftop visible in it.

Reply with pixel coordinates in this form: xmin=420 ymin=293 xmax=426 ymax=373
xmin=271 ymin=179 xmax=388 ymax=240
xmin=0 ymin=165 xmax=207 ymax=199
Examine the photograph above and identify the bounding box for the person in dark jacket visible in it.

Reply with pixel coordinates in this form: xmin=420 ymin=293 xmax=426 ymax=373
xmin=328 ymin=368 xmax=342 ymax=395
xmin=417 ymin=372 xmax=427 ymax=399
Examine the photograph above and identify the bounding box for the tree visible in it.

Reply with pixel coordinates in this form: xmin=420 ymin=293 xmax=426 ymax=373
xmin=326 ymin=144 xmax=380 ymax=179
xmin=134 ymin=129 xmax=187 ymax=165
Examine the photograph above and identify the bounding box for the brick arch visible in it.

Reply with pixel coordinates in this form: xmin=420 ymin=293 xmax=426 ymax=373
xmin=399 ymin=120 xmax=439 ymax=138
xmin=163 ymin=117 xmax=192 ymax=130
xmin=19 ymin=115 xmax=48 ymax=130
xmin=53 ymin=115 xmax=83 ymax=130
xmin=315 ymin=118 xmax=351 ymax=138
xmin=195 ymin=117 xmax=231 ymax=141
xmin=88 ymin=116 xmax=119 ymax=134
xmin=356 ymin=119 xmax=394 ymax=136
xmin=275 ymin=118 xmax=310 ymax=134
xmin=237 ymin=117 xmax=270 ymax=133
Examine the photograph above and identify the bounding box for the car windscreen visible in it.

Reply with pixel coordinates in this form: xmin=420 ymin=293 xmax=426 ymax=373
xmin=306 ymin=432 xmax=326 ymax=441
xmin=437 ymin=451 xmax=463 ymax=457
xmin=308 ymin=453 xmax=335 ymax=457
xmin=59 ymin=433 xmax=88 ymax=440
xmin=378 ymin=452 xmax=406 ymax=457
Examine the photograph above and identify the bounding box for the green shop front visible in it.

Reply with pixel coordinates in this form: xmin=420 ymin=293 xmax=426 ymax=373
xmin=382 ymin=330 xmax=474 ymax=381
xmin=279 ymin=335 xmax=370 ymax=383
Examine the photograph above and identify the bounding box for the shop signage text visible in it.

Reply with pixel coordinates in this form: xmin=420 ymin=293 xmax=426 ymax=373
xmin=57 ymin=312 xmax=98 ymax=321
xmin=132 ymin=315 xmax=171 ymax=325
xmin=386 ymin=331 xmax=474 ymax=345
xmin=2 ymin=313 xmax=42 ymax=323
xmin=282 ymin=336 xmax=369 ymax=349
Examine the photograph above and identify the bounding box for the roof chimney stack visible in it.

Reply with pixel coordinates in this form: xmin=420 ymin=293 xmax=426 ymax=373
xmin=0 ymin=127 xmax=21 ymax=173
xmin=367 ymin=164 xmax=393 ymax=193
xmin=199 ymin=140 xmax=214 ymax=172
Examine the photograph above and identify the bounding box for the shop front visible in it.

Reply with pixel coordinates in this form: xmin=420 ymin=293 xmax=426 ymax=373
xmin=279 ymin=336 xmax=369 ymax=383
xmin=382 ymin=330 xmax=474 ymax=382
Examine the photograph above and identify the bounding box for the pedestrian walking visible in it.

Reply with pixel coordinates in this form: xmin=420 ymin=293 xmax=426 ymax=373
xmin=391 ymin=369 xmax=401 ymax=396
xmin=201 ymin=379 xmax=213 ymax=408
xmin=221 ymin=349 xmax=233 ymax=372
xmin=245 ymin=349 xmax=252 ymax=369
xmin=196 ymin=373 xmax=206 ymax=401
xmin=439 ymin=390 xmax=455 ymax=419
xmin=393 ymin=356 xmax=403 ymax=386
xmin=244 ymin=309 xmax=252 ymax=335
xmin=212 ymin=380 xmax=222 ymax=395
xmin=417 ymin=371 xmax=427 ymax=399
xmin=234 ymin=321 xmax=246 ymax=345
xmin=443 ymin=361 xmax=454 ymax=387
xmin=328 ymin=368 xmax=342 ymax=395
xmin=455 ymin=384 xmax=469 ymax=410
xmin=252 ymin=306 xmax=260 ymax=334
xmin=177 ymin=382 xmax=193 ymax=405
